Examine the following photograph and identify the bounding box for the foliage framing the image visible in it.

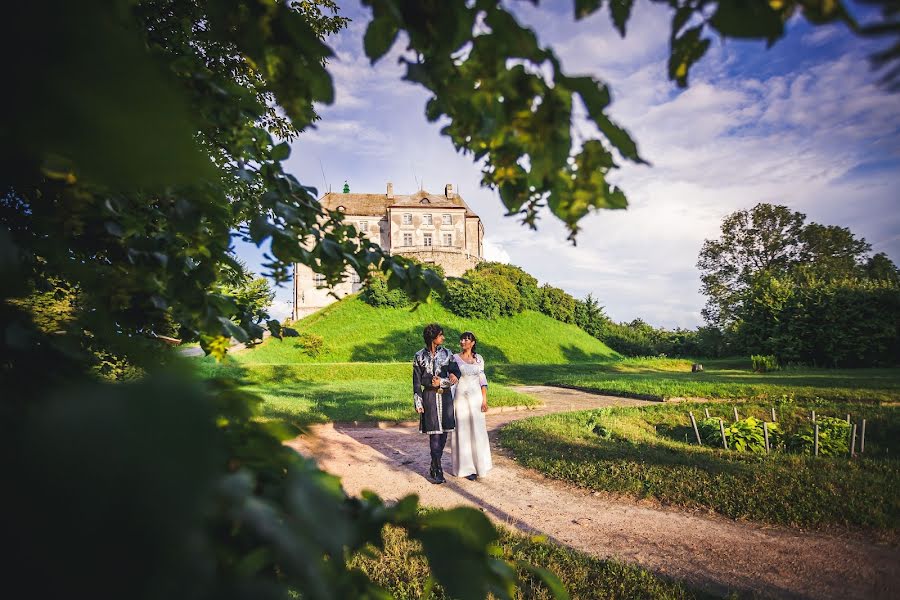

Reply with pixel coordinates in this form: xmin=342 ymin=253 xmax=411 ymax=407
xmin=2 ymin=0 xmax=898 ymax=599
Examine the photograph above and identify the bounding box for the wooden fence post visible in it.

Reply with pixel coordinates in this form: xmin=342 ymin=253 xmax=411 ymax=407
xmin=771 ymin=407 xmax=776 ymax=422
xmin=763 ymin=421 xmax=770 ymax=454
xmin=846 ymin=413 xmax=851 ymax=424
xmin=719 ymin=419 xmax=728 ymax=450
xmin=704 ymin=407 xmax=710 ymax=419
xmin=811 ymin=410 xmax=816 ymax=422
xmin=689 ymin=412 xmax=702 ymax=446
xmin=850 ymin=423 xmax=857 ymax=457
xmin=860 ymin=419 xmax=866 ymax=454
xmin=733 ymin=406 xmax=739 ymax=421
xmin=814 ymin=423 xmax=819 ymax=457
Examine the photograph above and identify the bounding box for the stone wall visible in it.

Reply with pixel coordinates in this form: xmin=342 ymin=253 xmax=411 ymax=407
xmin=392 ymin=247 xmax=480 ymax=277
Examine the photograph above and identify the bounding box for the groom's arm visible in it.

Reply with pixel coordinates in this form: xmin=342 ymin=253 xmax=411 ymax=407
xmin=412 ymin=358 xmax=424 ymax=411
xmin=441 ymin=358 xmax=461 ymax=388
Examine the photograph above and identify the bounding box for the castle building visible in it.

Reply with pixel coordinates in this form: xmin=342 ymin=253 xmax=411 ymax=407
xmin=292 ymin=183 xmax=484 ymax=319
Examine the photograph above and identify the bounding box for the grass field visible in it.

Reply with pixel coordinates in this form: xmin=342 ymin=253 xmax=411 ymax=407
xmin=491 ymin=358 xmax=900 ymax=404
xmin=350 ymin=523 xmax=720 ymax=600
xmin=499 ymin=400 xmax=900 ymax=530
xmin=198 ymin=360 xmax=537 ymax=426
xmin=231 ymin=295 xmax=619 ymax=364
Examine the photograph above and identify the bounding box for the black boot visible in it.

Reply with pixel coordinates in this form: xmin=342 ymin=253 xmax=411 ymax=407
xmin=430 ymin=458 xmax=445 ymax=484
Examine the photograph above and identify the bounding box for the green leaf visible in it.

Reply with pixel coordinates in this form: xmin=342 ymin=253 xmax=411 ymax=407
xmin=217 ymin=316 xmax=249 ymax=343
xmin=364 ymin=14 xmax=399 ymax=64
xmin=668 ymin=25 xmax=712 ymax=87
xmin=709 ymin=0 xmax=785 ymax=43
xmin=271 ymin=142 xmax=291 ymax=161
xmin=610 ymin=0 xmax=634 ymax=37
xmin=574 ymin=0 xmax=603 ymax=20
xmin=267 ymin=319 xmax=282 ymax=339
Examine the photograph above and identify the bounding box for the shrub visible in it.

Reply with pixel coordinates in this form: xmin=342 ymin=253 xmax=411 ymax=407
xmin=477 ymin=272 xmax=521 ymax=316
xmin=473 ymin=262 xmax=539 ymax=310
xmin=699 ymin=417 xmax=771 ymax=454
xmin=737 ymin=275 xmax=900 ymax=367
xmin=751 ymin=354 xmax=780 ymax=372
xmin=788 ymin=417 xmax=850 ymax=456
xmin=297 ymin=332 xmax=325 ymax=357
xmin=538 ymin=284 xmax=575 ymax=323
xmin=443 ymin=276 xmax=502 ymax=318
xmin=361 ymin=272 xmax=411 ymax=308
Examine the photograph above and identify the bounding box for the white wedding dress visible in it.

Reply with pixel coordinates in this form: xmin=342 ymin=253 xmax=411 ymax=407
xmin=450 ymin=354 xmax=493 ymax=477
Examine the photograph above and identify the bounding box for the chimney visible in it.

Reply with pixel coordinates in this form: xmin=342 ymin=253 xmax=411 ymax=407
xmin=444 ymin=183 xmax=454 ymax=198
xmin=386 ymin=182 xmax=394 ymax=199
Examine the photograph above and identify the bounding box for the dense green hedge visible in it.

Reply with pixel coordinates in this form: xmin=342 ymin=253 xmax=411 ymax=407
xmin=738 ymin=276 xmax=900 ymax=367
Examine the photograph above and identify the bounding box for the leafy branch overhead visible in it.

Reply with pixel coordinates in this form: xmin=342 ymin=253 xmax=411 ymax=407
xmin=363 ymin=0 xmax=644 ymax=239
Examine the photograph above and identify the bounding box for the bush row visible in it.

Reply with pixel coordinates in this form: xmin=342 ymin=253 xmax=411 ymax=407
xmin=698 ymin=415 xmax=851 ymax=456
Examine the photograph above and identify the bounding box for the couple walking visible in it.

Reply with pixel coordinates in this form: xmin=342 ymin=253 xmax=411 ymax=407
xmin=412 ymin=323 xmax=492 ymax=484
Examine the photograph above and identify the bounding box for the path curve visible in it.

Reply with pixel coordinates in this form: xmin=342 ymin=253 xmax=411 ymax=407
xmin=287 ymin=385 xmax=899 ymax=599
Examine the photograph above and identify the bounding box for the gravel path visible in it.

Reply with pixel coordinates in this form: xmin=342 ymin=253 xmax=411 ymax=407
xmin=287 ymin=385 xmax=899 ymax=599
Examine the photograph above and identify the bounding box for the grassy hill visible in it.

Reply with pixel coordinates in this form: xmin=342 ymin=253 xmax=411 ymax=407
xmin=235 ymin=294 xmax=620 ymax=364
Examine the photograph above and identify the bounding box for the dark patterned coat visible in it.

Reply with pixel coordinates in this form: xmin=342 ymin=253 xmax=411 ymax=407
xmin=412 ymin=346 xmax=461 ymax=434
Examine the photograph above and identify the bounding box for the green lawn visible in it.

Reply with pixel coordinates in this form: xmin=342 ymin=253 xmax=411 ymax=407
xmin=231 ymin=295 xmax=619 ymax=364
xmin=499 ymin=400 xmax=900 ymax=530
xmin=491 ymin=358 xmax=900 ymax=404
xmin=199 ymin=360 xmax=537 ymax=427
xmin=351 ymin=523 xmax=721 ymax=600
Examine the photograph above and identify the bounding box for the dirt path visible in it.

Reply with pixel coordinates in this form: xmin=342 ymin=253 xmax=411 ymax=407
xmin=287 ymin=385 xmax=899 ymax=599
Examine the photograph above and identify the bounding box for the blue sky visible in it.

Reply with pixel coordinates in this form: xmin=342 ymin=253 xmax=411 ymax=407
xmin=236 ymin=1 xmax=900 ymax=327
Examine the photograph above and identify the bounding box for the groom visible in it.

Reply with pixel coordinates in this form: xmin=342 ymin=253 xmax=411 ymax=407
xmin=413 ymin=323 xmax=460 ymax=484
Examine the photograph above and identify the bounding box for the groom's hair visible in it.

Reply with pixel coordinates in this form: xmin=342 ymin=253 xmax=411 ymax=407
xmin=423 ymin=323 xmax=443 ymax=346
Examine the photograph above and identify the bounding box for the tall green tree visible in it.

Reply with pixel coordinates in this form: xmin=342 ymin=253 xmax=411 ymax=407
xmin=697 ymin=204 xmax=875 ymax=328
xmin=697 ymin=204 xmax=806 ymax=327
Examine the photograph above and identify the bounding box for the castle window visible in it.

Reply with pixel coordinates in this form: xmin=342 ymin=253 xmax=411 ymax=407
xmin=403 ymin=233 xmax=413 ymax=246
xmin=350 ymin=272 xmax=361 ymax=284
xmin=442 ymin=214 xmax=451 ymax=225
xmin=313 ymin=273 xmax=326 ymax=285
xmin=442 ymin=233 xmax=452 ymax=246
xmin=402 ymin=213 xmax=412 ymax=225
xmin=423 ymin=233 xmax=432 ymax=247
xmin=358 ymin=220 xmax=368 ymax=231
xmin=423 ymin=214 xmax=433 ymax=226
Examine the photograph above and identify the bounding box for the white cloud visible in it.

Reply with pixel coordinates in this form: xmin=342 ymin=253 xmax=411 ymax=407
xmin=482 ymin=237 xmax=511 ymax=263
xmin=267 ymin=299 xmax=293 ymax=322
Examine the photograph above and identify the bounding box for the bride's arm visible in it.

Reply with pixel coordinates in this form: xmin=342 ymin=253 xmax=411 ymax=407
xmin=479 ymin=357 xmax=488 ymax=412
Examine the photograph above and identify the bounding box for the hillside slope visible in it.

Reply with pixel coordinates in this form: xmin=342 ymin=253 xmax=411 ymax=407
xmin=238 ymin=295 xmax=620 ymax=364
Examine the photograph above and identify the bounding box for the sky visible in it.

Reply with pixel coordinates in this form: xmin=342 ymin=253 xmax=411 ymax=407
xmin=235 ymin=0 xmax=900 ymax=327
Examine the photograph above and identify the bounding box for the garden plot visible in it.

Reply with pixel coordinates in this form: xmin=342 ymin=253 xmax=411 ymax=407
xmin=499 ymin=400 xmax=900 ymax=530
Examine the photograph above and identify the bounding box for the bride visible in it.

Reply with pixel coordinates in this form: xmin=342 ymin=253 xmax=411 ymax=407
xmin=450 ymin=331 xmax=492 ymax=480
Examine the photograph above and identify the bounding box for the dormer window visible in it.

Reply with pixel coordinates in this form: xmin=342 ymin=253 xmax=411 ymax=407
xmin=419 ymin=197 xmax=430 ymax=204
xmin=336 ymin=205 xmax=345 ymax=212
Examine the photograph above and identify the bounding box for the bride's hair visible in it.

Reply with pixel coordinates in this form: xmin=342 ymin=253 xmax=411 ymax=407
xmin=459 ymin=331 xmax=478 ymax=359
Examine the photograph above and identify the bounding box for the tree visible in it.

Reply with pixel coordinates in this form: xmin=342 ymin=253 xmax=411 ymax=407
xmin=865 ymin=252 xmax=900 ymax=284
xmin=3 ymin=1 xmax=898 ymax=598
xmin=574 ymin=293 xmax=609 ymax=338
xmin=798 ymin=223 xmax=871 ymax=279
xmin=697 ymin=203 xmax=806 ymax=327
xmin=698 ymin=204 xmax=874 ymax=328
